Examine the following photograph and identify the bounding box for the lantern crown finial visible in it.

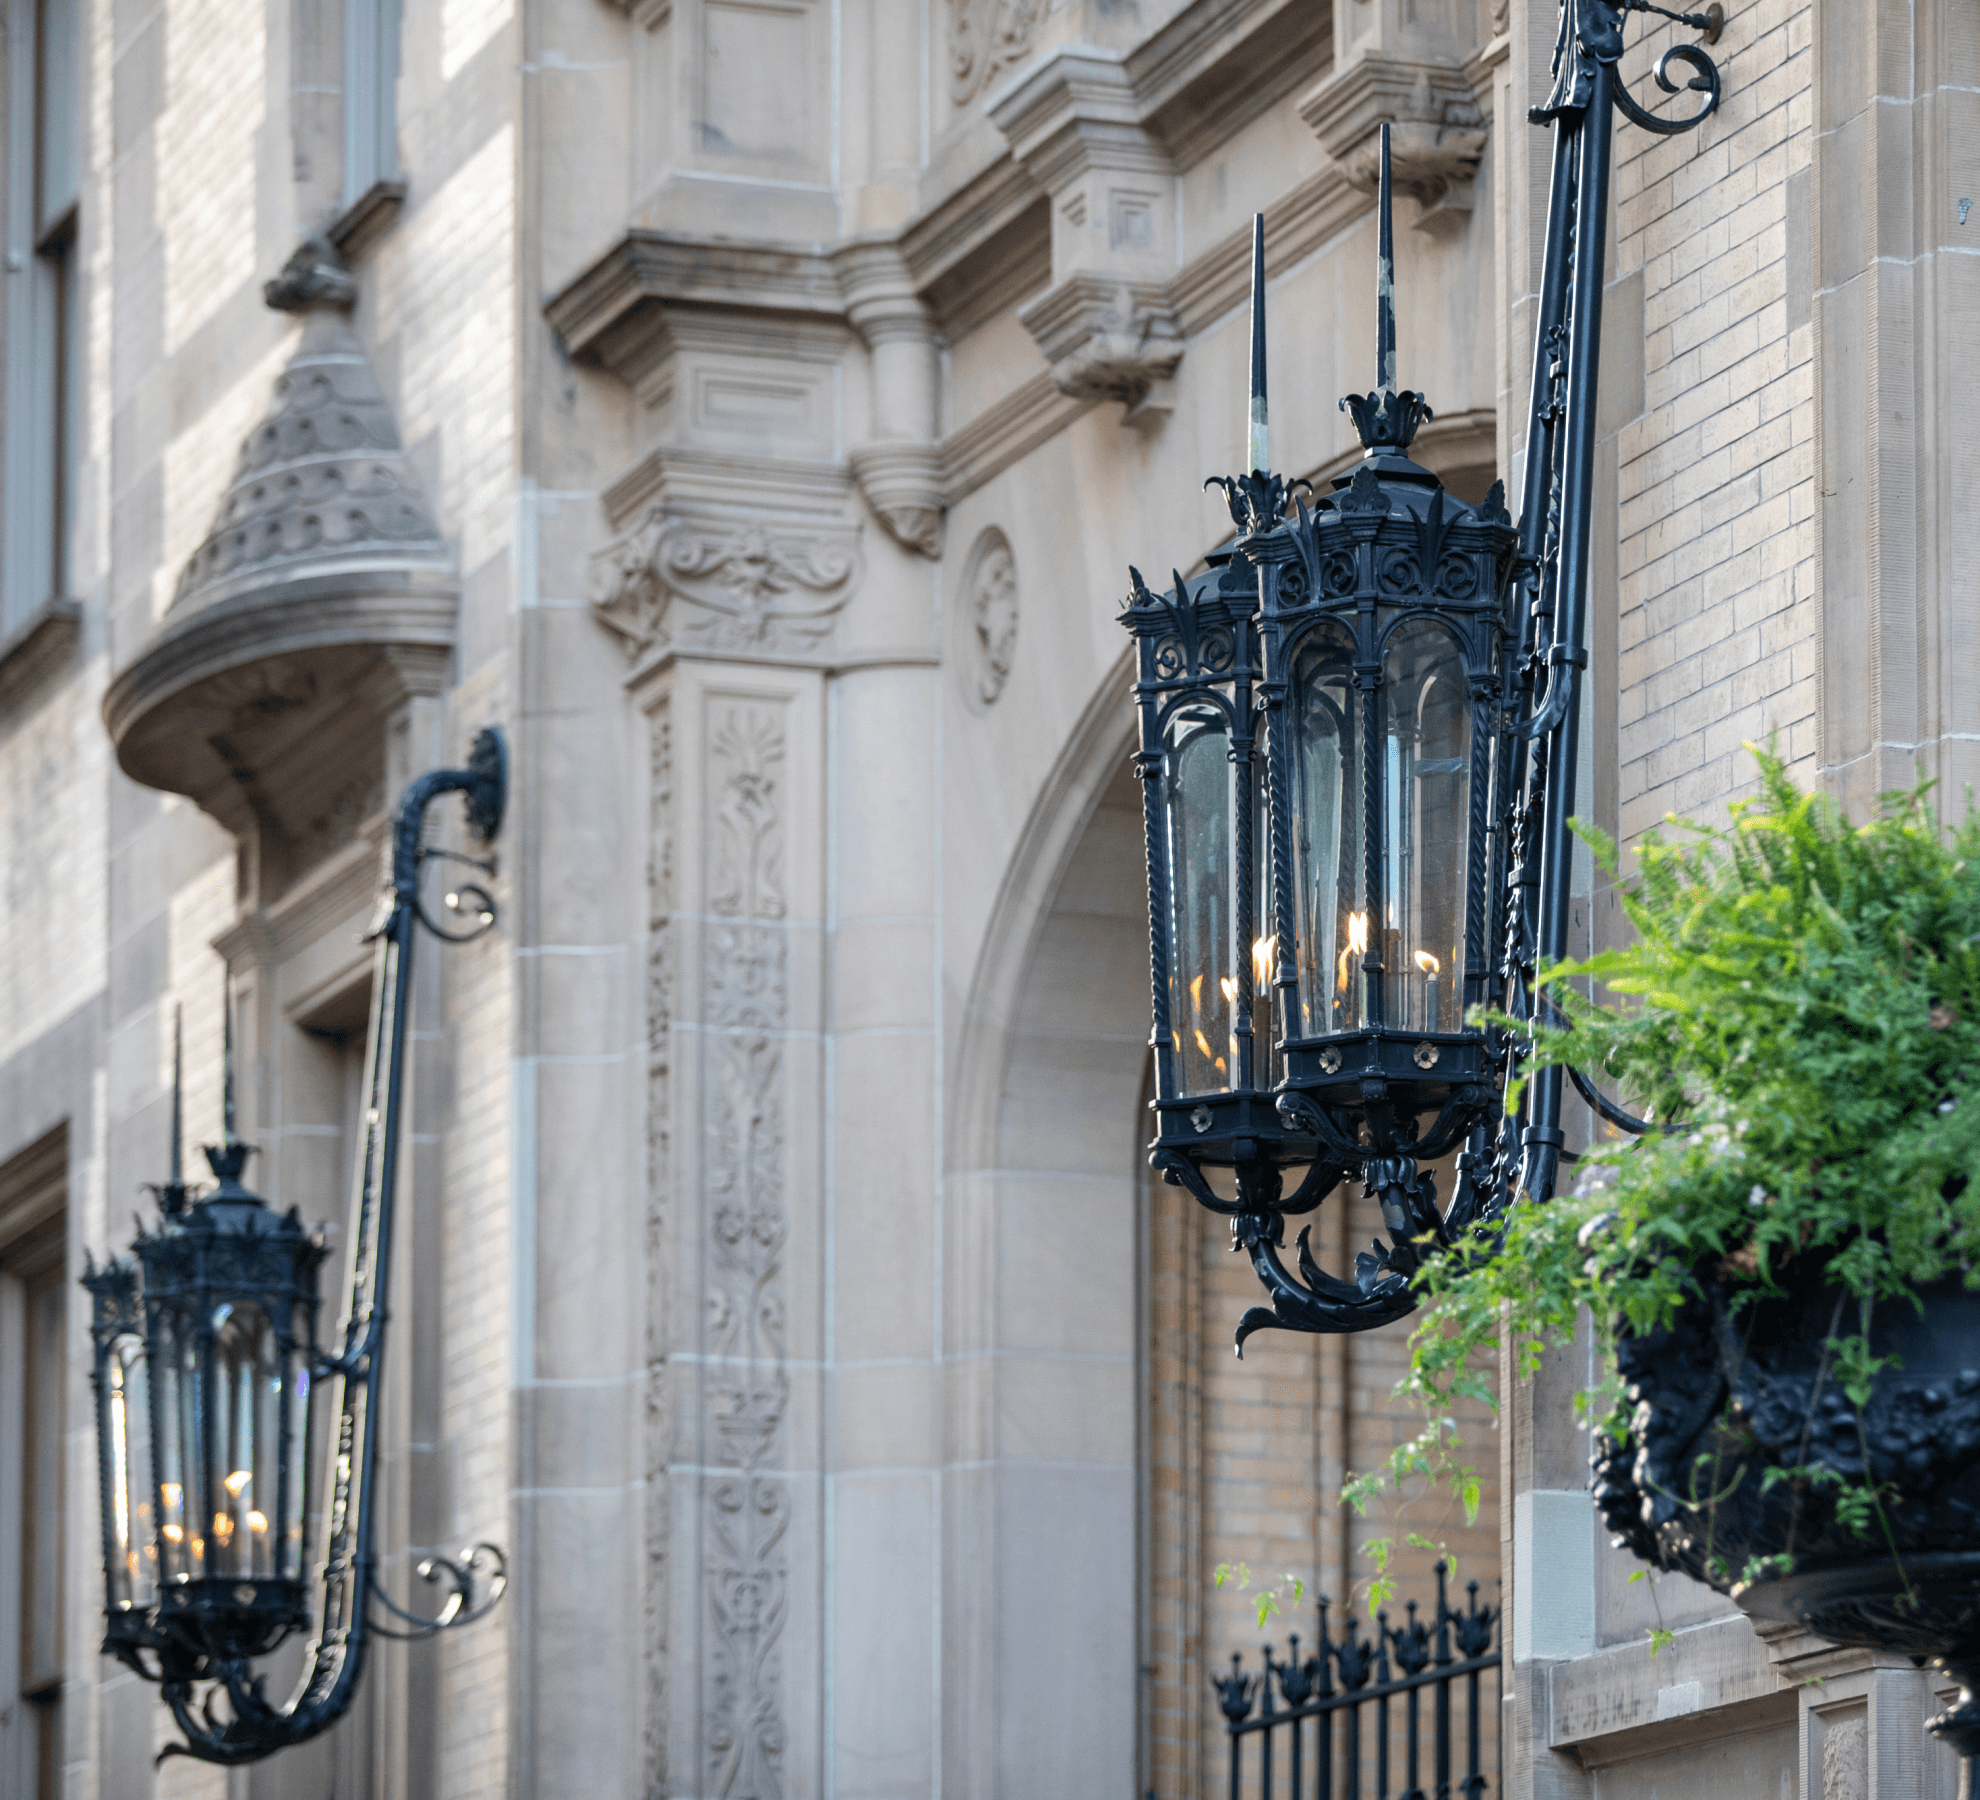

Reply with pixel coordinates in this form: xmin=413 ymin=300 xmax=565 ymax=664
xmin=148 ymin=1006 xmax=193 ymax=1216
xmin=1248 ymin=211 xmax=1268 ymax=475
xmin=1340 ymin=123 xmax=1434 ymax=456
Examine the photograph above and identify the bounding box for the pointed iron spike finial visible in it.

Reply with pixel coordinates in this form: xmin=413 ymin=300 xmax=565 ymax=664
xmin=1377 ymin=122 xmax=1396 ymax=403
xmin=1247 ymin=212 xmax=1269 ymax=475
xmin=169 ymin=1004 xmax=183 ymax=1186
xmin=221 ymin=975 xmax=237 ymax=1147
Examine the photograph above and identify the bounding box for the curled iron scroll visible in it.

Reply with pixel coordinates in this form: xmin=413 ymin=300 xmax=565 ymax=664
xmin=1612 ymin=40 xmax=1721 ymax=135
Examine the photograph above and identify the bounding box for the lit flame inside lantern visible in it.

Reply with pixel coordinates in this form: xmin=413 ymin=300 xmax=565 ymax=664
xmin=1336 ymin=911 xmax=1370 ymax=999
xmin=1414 ymin=950 xmax=1440 ymax=977
xmin=1253 ymin=935 xmax=1276 ymax=994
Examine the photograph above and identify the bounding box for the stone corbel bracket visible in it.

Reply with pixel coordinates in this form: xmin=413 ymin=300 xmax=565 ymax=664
xmin=990 ymin=50 xmax=1185 ymax=427
xmin=835 ymin=240 xmax=946 ymax=559
xmin=1299 ymin=56 xmax=1488 ymax=231
xmin=588 ymin=454 xmax=865 ymax=677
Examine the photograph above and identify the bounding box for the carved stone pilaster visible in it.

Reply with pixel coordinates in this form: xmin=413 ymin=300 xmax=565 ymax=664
xmin=691 ymin=692 xmax=801 ymax=1800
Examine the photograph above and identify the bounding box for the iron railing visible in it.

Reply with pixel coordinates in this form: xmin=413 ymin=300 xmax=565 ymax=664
xmin=1216 ymin=1565 xmax=1500 ymax=1800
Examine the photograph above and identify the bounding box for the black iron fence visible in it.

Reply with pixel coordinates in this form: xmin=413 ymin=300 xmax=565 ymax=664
xmin=1215 ymin=1565 xmax=1500 ymax=1800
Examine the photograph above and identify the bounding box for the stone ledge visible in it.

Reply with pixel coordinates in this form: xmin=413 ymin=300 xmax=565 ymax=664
xmin=1546 ymin=1609 xmax=1790 ymax=1761
xmin=0 ymin=597 xmax=81 ymax=713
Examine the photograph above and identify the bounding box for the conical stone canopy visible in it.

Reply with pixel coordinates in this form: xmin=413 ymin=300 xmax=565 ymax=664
xmin=103 ymin=234 xmax=459 ymax=855
xmin=171 ymin=238 xmax=448 ymax=616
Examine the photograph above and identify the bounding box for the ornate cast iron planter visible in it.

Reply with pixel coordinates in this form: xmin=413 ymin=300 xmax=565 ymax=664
xmin=1594 ymin=1259 xmax=1980 ymax=1766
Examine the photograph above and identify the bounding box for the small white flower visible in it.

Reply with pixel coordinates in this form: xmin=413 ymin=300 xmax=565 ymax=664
xmin=1748 ymin=1185 xmax=1768 ymax=1209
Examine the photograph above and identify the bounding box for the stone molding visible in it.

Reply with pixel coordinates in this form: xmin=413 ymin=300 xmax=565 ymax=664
xmin=1298 ymin=54 xmax=1489 ymax=215
xmin=0 ymin=597 xmax=81 ymax=712
xmin=938 ymin=371 xmax=1096 ymax=505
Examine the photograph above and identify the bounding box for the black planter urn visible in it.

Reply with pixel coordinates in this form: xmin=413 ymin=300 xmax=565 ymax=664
xmin=1592 ymin=1266 xmax=1980 ymax=1761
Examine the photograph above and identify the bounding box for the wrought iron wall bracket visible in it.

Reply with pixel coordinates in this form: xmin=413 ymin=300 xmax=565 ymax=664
xmin=99 ymin=728 xmax=512 ymax=1766
xmin=1125 ymin=0 xmax=1724 ymax=1350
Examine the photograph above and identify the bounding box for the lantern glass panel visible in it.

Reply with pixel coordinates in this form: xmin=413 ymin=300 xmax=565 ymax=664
xmin=1163 ymin=704 xmax=1234 ymax=1094
xmin=1382 ymin=621 xmax=1470 ymax=1035
xmin=281 ymin=1307 xmax=312 ymax=1578
xmin=155 ymin=1309 xmax=196 ymax=1582
xmin=210 ymin=1301 xmax=281 ymax=1579
xmin=106 ymin=1334 xmax=155 ymax=1609
xmin=1286 ymin=623 xmax=1367 ymax=1036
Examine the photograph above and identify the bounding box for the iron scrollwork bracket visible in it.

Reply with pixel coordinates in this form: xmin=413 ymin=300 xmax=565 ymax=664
xmin=148 ymin=727 xmax=512 ymax=1765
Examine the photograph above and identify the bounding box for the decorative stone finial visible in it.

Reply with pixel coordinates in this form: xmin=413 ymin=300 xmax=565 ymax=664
xmin=263 ymin=232 xmax=358 ymax=314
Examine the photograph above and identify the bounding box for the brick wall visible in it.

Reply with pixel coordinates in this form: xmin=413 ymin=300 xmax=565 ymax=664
xmin=1611 ymin=0 xmax=1817 ymax=840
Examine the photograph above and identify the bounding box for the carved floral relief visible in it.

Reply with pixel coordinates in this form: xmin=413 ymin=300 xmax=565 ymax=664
xmin=698 ymin=700 xmax=793 ymax=1800
xmin=947 ymin=0 xmax=1046 ymax=104
xmin=961 ymin=528 xmax=1019 ymax=706
xmin=591 ymin=511 xmax=863 ymax=665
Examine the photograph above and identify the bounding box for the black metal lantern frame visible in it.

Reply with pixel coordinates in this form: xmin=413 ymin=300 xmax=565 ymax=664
xmin=1124 ymin=0 xmax=1725 ymax=1347
xmin=83 ymin=728 xmax=511 ymax=1765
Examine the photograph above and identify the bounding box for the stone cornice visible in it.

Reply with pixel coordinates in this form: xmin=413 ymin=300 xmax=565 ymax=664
xmin=545 ymin=232 xmax=848 ymax=375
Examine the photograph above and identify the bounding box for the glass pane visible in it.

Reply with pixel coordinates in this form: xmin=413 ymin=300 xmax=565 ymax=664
xmin=1287 ymin=626 xmax=1365 ymax=1035
xmin=1383 ymin=622 xmax=1471 ymax=1034
xmin=282 ymin=1313 xmax=314 ymax=1581
xmin=156 ymin=1312 xmax=199 ymax=1582
xmin=108 ymin=1336 xmax=156 ymax=1609
xmin=1164 ymin=707 xmax=1233 ymax=1094
xmin=211 ymin=1302 xmax=279 ymax=1579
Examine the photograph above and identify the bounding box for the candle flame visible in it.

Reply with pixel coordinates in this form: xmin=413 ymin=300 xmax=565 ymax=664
xmin=1252 ymin=935 xmax=1277 ymax=992
xmin=213 ymin=1514 xmax=233 ymax=1546
xmin=163 ymin=1524 xmax=184 ymax=1543
xmin=161 ymin=1483 xmax=182 ymax=1508
xmin=1337 ymin=911 xmax=1371 ymax=999
xmin=248 ymin=1511 xmax=268 ymax=1536
xmin=224 ymin=1469 xmax=252 ymax=1497
xmin=1415 ymin=950 xmax=1440 ymax=976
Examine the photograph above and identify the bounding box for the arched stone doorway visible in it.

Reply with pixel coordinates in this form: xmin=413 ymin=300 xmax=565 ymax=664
xmin=948 ymin=664 xmax=1500 ymax=1797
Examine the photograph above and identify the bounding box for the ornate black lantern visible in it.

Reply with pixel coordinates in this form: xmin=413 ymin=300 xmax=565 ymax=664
xmin=1124 ymin=0 xmax=1726 ymax=1347
xmin=83 ymin=729 xmax=511 ymax=1764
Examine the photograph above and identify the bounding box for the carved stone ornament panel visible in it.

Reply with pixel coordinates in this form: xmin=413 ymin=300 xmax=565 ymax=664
xmin=961 ymin=527 xmax=1018 ymax=706
xmin=948 ymin=0 xmax=1045 ymax=105
xmin=590 ymin=509 xmax=864 ymax=665
xmin=698 ymin=699 xmax=792 ymax=1800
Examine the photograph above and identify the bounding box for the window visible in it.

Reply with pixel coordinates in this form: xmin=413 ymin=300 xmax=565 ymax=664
xmin=2 ymin=0 xmax=81 ymax=633
xmin=0 ymin=1130 xmax=67 ymax=1800
xmin=343 ymin=0 xmax=402 ymax=205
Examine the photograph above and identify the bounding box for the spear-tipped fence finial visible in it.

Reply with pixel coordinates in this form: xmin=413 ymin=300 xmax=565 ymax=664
xmin=1248 ymin=212 xmax=1269 ymax=475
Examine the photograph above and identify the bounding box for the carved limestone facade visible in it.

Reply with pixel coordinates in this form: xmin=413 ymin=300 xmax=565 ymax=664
xmin=10 ymin=0 xmax=1975 ymax=1798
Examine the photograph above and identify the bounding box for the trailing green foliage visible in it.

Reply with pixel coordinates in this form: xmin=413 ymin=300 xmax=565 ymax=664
xmin=1347 ymin=747 xmax=1980 ymax=1609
